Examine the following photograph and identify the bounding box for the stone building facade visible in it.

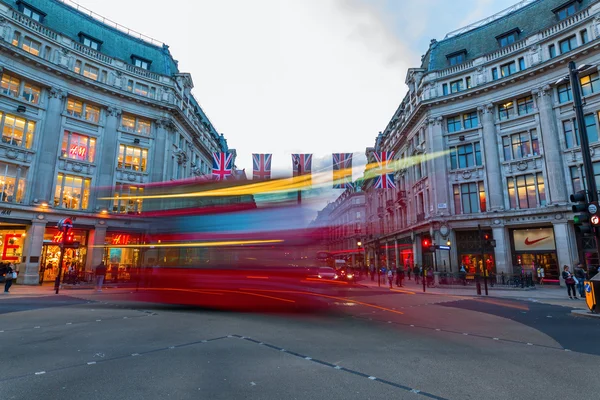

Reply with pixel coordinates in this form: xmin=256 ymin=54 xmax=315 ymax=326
xmin=362 ymin=0 xmax=600 ymax=282
xmin=326 ymin=186 xmax=366 ymax=268
xmin=0 ymin=0 xmax=230 ymax=284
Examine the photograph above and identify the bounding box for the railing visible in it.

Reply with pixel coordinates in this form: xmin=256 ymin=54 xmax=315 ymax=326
xmin=438 ymin=60 xmax=474 ymax=78
xmin=541 ymin=8 xmax=590 ymax=38
xmin=485 ymin=39 xmax=526 ymax=62
xmin=126 ymin=64 xmax=161 ymax=82
xmin=10 ymin=10 xmax=57 ymax=41
xmin=72 ymin=41 xmax=113 ymax=65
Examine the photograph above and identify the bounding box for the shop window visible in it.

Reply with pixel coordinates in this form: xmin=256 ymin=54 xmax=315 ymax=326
xmin=112 ymin=183 xmax=143 ymax=214
xmin=117 ymin=144 xmax=148 ymax=172
xmin=121 ymin=114 xmax=152 ymax=135
xmin=0 ymin=162 xmax=26 ymax=203
xmin=0 ymin=112 xmax=35 ymax=148
xmin=66 ymin=97 xmax=100 ymax=123
xmin=41 ymin=228 xmax=88 ymax=283
xmin=61 ymin=131 xmax=96 ymax=163
xmin=0 ymin=230 xmax=26 ymax=262
xmin=54 ymin=173 xmax=91 ymax=210
xmin=507 ymin=173 xmax=546 ymax=209
xmin=502 ymin=130 xmax=539 ymax=161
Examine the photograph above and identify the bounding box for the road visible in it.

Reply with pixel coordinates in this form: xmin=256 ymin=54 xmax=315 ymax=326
xmin=1 ymin=284 xmax=598 ymax=400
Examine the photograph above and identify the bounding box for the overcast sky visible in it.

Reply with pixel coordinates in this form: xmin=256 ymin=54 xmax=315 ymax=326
xmin=76 ymin=0 xmax=511 ymax=205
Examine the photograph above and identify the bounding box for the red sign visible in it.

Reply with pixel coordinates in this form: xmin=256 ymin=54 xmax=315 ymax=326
xmin=2 ymin=234 xmax=22 ymax=261
xmin=53 ymin=232 xmax=64 ymax=243
xmin=112 ymin=234 xmax=130 ymax=245
xmin=592 ymin=215 xmax=600 ymax=225
xmin=69 ymin=144 xmax=87 ymax=159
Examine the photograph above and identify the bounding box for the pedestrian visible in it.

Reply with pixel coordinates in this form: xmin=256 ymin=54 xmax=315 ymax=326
xmin=414 ymin=264 xmax=420 ymax=284
xmin=460 ymin=264 xmax=467 ymax=286
xmin=95 ymin=261 xmax=107 ymax=292
xmin=407 ymin=267 xmax=411 ymax=281
xmin=562 ymin=265 xmax=578 ymax=299
xmin=4 ymin=264 xmax=15 ymax=293
xmin=574 ymin=263 xmax=587 ymax=299
xmin=537 ymin=266 xmax=545 ymax=286
xmin=387 ymin=268 xmax=393 ymax=288
xmin=370 ymin=265 xmax=375 ymax=281
xmin=427 ymin=267 xmax=434 ymax=287
xmin=396 ymin=268 xmax=404 ymax=287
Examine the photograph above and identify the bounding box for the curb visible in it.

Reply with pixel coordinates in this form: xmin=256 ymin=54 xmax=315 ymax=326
xmin=570 ymin=309 xmax=600 ymax=319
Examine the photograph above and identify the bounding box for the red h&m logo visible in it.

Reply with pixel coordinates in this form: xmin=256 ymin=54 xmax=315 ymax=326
xmin=112 ymin=235 xmax=130 ymax=245
xmin=69 ymin=145 xmax=87 ymax=159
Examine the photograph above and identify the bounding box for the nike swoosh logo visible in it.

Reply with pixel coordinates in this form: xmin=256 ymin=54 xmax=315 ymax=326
xmin=524 ymin=237 xmax=549 ymax=245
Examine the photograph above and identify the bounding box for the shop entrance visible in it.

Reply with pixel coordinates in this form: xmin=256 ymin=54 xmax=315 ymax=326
xmin=514 ymin=252 xmax=559 ymax=281
xmin=40 ymin=228 xmax=88 ymax=283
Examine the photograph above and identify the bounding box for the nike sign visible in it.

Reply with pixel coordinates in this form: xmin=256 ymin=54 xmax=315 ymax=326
xmin=524 ymin=237 xmax=549 ymax=245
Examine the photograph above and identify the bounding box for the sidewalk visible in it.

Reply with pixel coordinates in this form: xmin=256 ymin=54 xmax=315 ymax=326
xmin=0 ymin=283 xmax=131 ymax=299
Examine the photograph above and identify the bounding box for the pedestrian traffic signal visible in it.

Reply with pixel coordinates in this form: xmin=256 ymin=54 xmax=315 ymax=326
xmin=571 ymin=190 xmax=594 ymax=234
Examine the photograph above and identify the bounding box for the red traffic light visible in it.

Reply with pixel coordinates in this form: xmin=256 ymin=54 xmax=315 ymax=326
xmin=483 ymin=233 xmax=490 ymax=241
xmin=422 ymin=239 xmax=430 ymax=247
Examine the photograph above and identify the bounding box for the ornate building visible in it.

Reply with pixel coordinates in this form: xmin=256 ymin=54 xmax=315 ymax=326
xmin=0 ymin=0 xmax=231 ymax=284
xmin=363 ymin=0 xmax=600 ymax=281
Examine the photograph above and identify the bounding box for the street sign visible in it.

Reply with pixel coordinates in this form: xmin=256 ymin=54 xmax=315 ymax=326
xmin=57 ymin=218 xmax=73 ymax=232
xmin=592 ymin=215 xmax=600 ymax=225
xmin=588 ymin=203 xmax=598 ymax=214
xmin=437 ymin=245 xmax=451 ymax=251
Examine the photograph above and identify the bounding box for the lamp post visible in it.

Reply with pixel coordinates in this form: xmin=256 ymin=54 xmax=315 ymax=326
xmin=295 ymin=158 xmax=302 ymax=205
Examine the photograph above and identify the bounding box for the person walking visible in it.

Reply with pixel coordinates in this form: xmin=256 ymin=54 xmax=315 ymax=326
xmin=562 ymin=265 xmax=577 ymax=299
xmin=396 ymin=267 xmax=404 ymax=287
xmin=407 ymin=267 xmax=411 ymax=281
xmin=387 ymin=268 xmax=393 ymax=289
xmin=414 ymin=264 xmax=420 ymax=285
xmin=537 ymin=266 xmax=545 ymax=286
xmin=574 ymin=263 xmax=587 ymax=299
xmin=4 ymin=264 xmax=15 ymax=293
xmin=95 ymin=261 xmax=107 ymax=292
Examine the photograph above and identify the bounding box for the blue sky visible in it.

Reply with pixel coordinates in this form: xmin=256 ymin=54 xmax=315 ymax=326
xmin=76 ymin=0 xmax=512 ymax=208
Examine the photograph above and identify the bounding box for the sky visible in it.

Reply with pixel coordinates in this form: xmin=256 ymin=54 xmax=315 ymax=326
xmin=74 ymin=0 xmax=511 ymax=208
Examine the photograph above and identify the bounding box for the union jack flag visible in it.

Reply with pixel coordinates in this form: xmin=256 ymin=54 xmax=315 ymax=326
xmin=292 ymin=154 xmax=312 ymax=186
xmin=212 ymin=152 xmax=233 ymax=181
xmin=252 ymin=153 xmax=272 ymax=180
xmin=373 ymin=151 xmax=396 ymax=189
xmin=332 ymin=153 xmax=353 ymax=189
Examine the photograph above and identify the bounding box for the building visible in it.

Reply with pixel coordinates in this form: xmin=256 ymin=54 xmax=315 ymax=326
xmin=362 ymin=0 xmax=600 ymax=281
xmin=0 ymin=0 xmax=231 ymax=284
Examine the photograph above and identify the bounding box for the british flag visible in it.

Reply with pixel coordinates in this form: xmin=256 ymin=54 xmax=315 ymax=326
xmin=332 ymin=153 xmax=353 ymax=189
xmin=292 ymin=154 xmax=312 ymax=186
xmin=212 ymin=152 xmax=233 ymax=181
xmin=373 ymin=151 xmax=396 ymax=189
xmin=252 ymin=153 xmax=272 ymax=180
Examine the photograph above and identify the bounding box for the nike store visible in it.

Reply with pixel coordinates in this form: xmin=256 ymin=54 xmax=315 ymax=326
xmin=509 ymin=227 xmax=559 ymax=282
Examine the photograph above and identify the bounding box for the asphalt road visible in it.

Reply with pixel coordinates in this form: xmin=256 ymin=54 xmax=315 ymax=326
xmin=1 ymin=286 xmax=598 ymax=400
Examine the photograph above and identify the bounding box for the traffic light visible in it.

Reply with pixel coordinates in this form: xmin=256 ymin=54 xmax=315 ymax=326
xmin=571 ymin=190 xmax=593 ymax=234
xmin=422 ymin=238 xmax=430 ymax=248
xmin=481 ymin=232 xmax=495 ymax=247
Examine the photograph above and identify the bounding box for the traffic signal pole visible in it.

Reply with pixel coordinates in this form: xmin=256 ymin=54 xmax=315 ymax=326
xmin=570 ymin=61 xmax=600 ymax=260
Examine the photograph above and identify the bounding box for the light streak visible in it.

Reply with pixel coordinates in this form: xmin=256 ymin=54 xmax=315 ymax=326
xmin=93 ymin=239 xmax=284 ymax=249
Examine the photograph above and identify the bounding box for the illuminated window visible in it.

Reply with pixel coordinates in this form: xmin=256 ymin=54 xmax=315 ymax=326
xmin=502 ymin=130 xmax=539 ymax=161
xmin=118 ymin=144 xmax=148 ymax=172
xmin=121 ymin=114 xmax=152 ymax=135
xmin=0 ymin=162 xmax=26 ymax=203
xmin=66 ymin=98 xmax=83 ymax=118
xmin=580 ymin=72 xmax=600 ymax=96
xmin=66 ymin=98 xmax=101 ymax=123
xmin=21 ymin=36 xmax=41 ymax=56
xmin=54 ymin=174 xmax=91 ymax=210
xmin=1 ymin=113 xmax=34 ymax=148
xmin=1 ymin=73 xmax=40 ymax=104
xmin=11 ymin=31 xmax=20 ymax=47
xmin=498 ymin=101 xmax=514 ymax=120
xmin=83 ymin=64 xmax=99 ymax=81
xmin=85 ymin=104 xmax=100 ymax=123
xmin=134 ymin=82 xmax=149 ymax=97
xmin=453 ymin=181 xmax=486 ymax=214
xmin=22 ymin=82 xmax=40 ymax=103
xmin=113 ymin=183 xmax=143 ymax=214
xmin=61 ymin=131 xmax=96 ymax=163
xmin=74 ymin=60 xmax=81 ymax=74
xmin=507 ymin=173 xmax=546 ymax=209
xmin=1 ymin=74 xmax=20 ymax=97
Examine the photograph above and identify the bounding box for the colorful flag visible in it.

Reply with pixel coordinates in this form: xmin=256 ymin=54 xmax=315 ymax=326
xmin=212 ymin=152 xmax=233 ymax=181
xmin=252 ymin=153 xmax=272 ymax=180
xmin=373 ymin=151 xmax=396 ymax=189
xmin=332 ymin=153 xmax=353 ymax=189
xmin=292 ymin=154 xmax=312 ymax=186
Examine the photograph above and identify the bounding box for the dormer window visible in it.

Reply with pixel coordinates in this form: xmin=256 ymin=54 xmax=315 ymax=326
xmin=496 ymin=29 xmax=520 ymax=48
xmin=131 ymin=56 xmax=151 ymax=70
xmin=446 ymin=50 xmax=466 ymax=66
xmin=78 ymin=33 xmax=102 ymax=51
xmin=17 ymin=1 xmax=46 ymax=22
xmin=553 ymin=0 xmax=581 ymax=20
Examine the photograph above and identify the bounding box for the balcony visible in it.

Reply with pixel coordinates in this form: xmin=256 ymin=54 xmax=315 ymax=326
xmin=396 ymin=190 xmax=407 ymax=205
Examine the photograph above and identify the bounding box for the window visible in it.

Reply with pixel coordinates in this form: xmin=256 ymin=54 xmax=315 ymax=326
xmin=442 ymin=83 xmax=448 ymax=96
xmin=563 ymin=119 xmax=579 ymax=148
xmin=497 ymin=31 xmax=518 ymax=47
xmin=1 ymin=74 xmax=20 ymax=97
xmin=466 ymin=76 xmax=472 ymax=89
xmin=559 ymin=35 xmax=578 ymax=54
xmin=517 ymin=96 xmax=534 ymax=115
xmin=12 ymin=31 xmax=20 ymax=47
xmin=54 ymin=174 xmax=91 ymax=210
xmin=450 ymin=79 xmax=463 ymax=93
xmin=463 ymin=112 xmax=478 ymax=129
xmin=446 ymin=51 xmax=466 ymax=66
xmin=502 ymin=130 xmax=539 ymax=161
xmin=22 ymin=83 xmax=40 ymax=104
xmin=132 ymin=56 xmax=151 ymax=70
xmin=555 ymin=2 xmax=578 ymax=20
xmin=549 ymin=44 xmax=557 ymax=58
xmin=113 ymin=183 xmax=143 ymax=214
xmin=74 ymin=60 xmax=81 ymax=74
xmin=21 ymin=36 xmax=40 ymax=56
xmin=447 ymin=116 xmax=462 ymax=133
xmin=0 ymin=112 xmax=35 ymax=148
xmin=66 ymin=98 xmax=100 ymax=123
xmin=66 ymin=98 xmax=83 ymax=118
xmin=453 ymin=182 xmax=486 ymax=214
xmin=133 ymin=82 xmax=151 ymax=97
xmin=0 ymin=73 xmax=40 ymax=104
xmin=118 ymin=144 xmax=148 ymax=172
xmin=580 ymin=72 xmax=600 ymax=96
xmin=492 ymin=67 xmax=498 ymax=80
xmin=121 ymin=115 xmax=152 ymax=136
xmin=518 ymin=57 xmax=525 ymax=71
xmin=85 ymin=104 xmax=100 ymax=123
xmin=498 ymin=101 xmax=514 ymax=120
xmin=61 ymin=131 xmax=96 ymax=163
xmin=584 ymin=113 xmax=598 ymax=143
xmin=500 ymin=61 xmax=517 ymax=78
xmin=581 ymin=29 xmax=589 ymax=44
xmin=82 ymin=64 xmax=99 ymax=81
xmin=79 ymin=34 xmax=102 ymax=51
xmin=19 ymin=3 xmax=45 ymax=22
xmin=449 ymin=142 xmax=482 ymax=170
xmin=570 ymin=166 xmax=582 ymax=193
xmin=507 ymin=173 xmax=546 ymax=209
xmin=558 ymin=83 xmax=572 ymax=103
xmin=0 ymin=162 xmax=26 ymax=203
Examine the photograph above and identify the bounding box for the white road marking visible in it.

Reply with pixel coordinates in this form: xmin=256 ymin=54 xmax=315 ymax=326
xmin=250 ymin=382 xmax=256 ymax=386
xmin=35 ymin=371 xmax=45 ymax=375
xmin=305 ymin=357 xmax=312 ymax=360
xmin=334 ymin=366 xmax=342 ymax=370
xmin=463 ymin=333 xmax=469 ymax=335
xmin=493 ymin=338 xmax=499 ymax=341
xmin=368 ymin=376 xmax=377 ymax=380
xmin=131 ymin=353 xmax=140 ymax=356
xmin=87 ymin=361 xmax=96 ymax=365
xmin=96 ymin=319 xmax=101 ymax=322
xmin=66 ymin=323 xmax=72 ymax=325
xmin=526 ymin=343 xmax=533 ymax=346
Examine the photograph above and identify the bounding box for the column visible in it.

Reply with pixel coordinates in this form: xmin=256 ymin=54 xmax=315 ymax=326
xmin=414 ymin=234 xmax=423 ymax=267
xmin=385 ymin=241 xmax=390 ymax=268
xmin=151 ymin=119 xmax=172 ymax=183
xmin=95 ymin=107 xmax=121 ymax=211
xmin=535 ymin=86 xmax=568 ymax=203
xmin=492 ymin=226 xmax=510 ymax=275
xmin=435 ymin=230 xmax=450 ymax=271
xmin=428 ymin=117 xmax=449 ymax=215
xmin=31 ymin=88 xmax=67 ymax=203
xmin=19 ymin=220 xmax=46 ymax=285
xmin=394 ymin=238 xmax=400 ymax=270
xmin=478 ymin=104 xmax=504 ymax=211
xmin=553 ymin=221 xmax=574 ymax=285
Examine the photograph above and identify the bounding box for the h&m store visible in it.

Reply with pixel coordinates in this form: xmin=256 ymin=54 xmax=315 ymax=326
xmin=1 ymin=207 xmax=148 ymax=285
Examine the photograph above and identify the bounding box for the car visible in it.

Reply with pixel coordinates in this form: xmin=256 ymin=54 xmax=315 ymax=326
xmin=316 ymin=267 xmax=338 ymax=280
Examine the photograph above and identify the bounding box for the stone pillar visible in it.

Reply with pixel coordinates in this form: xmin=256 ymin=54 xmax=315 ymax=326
xmin=86 ymin=224 xmax=107 ymax=279
xmin=435 ymin=230 xmax=450 ymax=272
xmin=385 ymin=241 xmax=390 ymax=268
xmin=151 ymin=119 xmax=172 ymax=183
xmin=478 ymin=104 xmax=504 ymax=211
xmin=31 ymin=87 xmax=67 ymax=204
xmin=553 ymin=221 xmax=573 ymax=285
xmin=492 ymin=226 xmax=511 ymax=275
xmin=414 ymin=234 xmax=423 ymax=267
xmin=534 ymin=86 xmax=568 ymax=204
xmin=94 ymin=107 xmax=121 ymax=211
xmin=427 ymin=117 xmax=449 ymax=215
xmin=394 ymin=239 xmax=400 ymax=270
xmin=19 ymin=220 xmax=47 ymax=285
